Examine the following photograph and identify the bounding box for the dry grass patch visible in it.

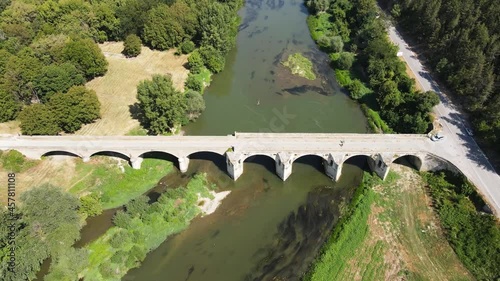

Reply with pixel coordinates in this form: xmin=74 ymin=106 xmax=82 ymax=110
xmin=77 ymin=42 xmax=189 ymax=136
xmin=0 ymin=120 xmax=21 ymax=135
xmin=399 ymin=57 xmax=424 ymax=92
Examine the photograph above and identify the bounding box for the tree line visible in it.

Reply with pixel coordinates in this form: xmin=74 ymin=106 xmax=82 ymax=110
xmin=306 ymin=0 xmax=440 ymax=133
xmin=380 ymin=0 xmax=500 ymax=154
xmin=0 ymin=0 xmax=242 ymax=135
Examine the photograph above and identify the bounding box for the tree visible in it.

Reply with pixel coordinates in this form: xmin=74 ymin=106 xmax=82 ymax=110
xmin=122 ymin=34 xmax=142 ymax=57
xmin=136 ymin=75 xmax=187 ymax=134
xmin=185 ymin=74 xmax=203 ymax=92
xmin=20 ymin=185 xmax=81 ymax=253
xmin=0 ymin=90 xmax=21 ymax=122
xmin=144 ymin=4 xmax=190 ymax=50
xmin=199 ymin=46 xmax=225 ymax=73
xmin=62 ymin=38 xmax=108 ymax=79
xmin=48 ymin=86 xmax=101 ymax=133
xmin=179 ymin=40 xmax=195 ymax=54
xmin=19 ymin=104 xmax=60 ymax=135
xmin=198 ymin=1 xmax=237 ymax=55
xmin=34 ymin=63 xmax=85 ymax=101
xmin=185 ymin=90 xmax=205 ymax=121
xmin=335 ymin=52 xmax=355 ymax=70
xmin=2 ymin=48 xmax=43 ymax=103
xmin=187 ymin=50 xmax=204 ymax=74
xmin=346 ymin=79 xmax=366 ymax=100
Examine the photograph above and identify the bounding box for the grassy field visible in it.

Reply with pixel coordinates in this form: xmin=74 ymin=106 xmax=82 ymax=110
xmin=307 ymin=165 xmax=472 ymax=281
xmin=0 ymin=152 xmax=173 ymax=209
xmin=77 ymin=42 xmax=189 ymax=136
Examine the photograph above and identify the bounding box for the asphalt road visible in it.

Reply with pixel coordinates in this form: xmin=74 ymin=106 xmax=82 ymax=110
xmin=388 ymin=26 xmax=500 ymax=215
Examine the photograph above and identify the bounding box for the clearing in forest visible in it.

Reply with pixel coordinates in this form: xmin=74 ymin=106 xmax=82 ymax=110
xmin=77 ymin=42 xmax=189 ymax=136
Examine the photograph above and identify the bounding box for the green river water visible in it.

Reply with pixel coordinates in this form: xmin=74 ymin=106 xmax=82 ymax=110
xmin=77 ymin=1 xmax=369 ymax=280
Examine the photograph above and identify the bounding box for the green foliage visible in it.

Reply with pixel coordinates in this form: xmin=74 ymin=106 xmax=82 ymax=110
xmin=113 ymin=210 xmax=133 ymax=229
xmin=185 ymin=90 xmax=206 ymax=121
xmin=79 ymin=193 xmax=103 ymax=217
xmin=69 ymin=158 xmax=173 ymax=209
xmin=424 ymin=172 xmax=500 ymax=280
xmin=198 ymin=1 xmax=238 ymax=55
xmin=2 ymin=48 xmax=43 ymax=103
xmin=125 ymin=195 xmax=149 ymax=218
xmin=0 ymin=150 xmax=37 ymax=172
xmin=335 ymin=52 xmax=355 ymax=70
xmin=122 ymin=34 xmax=142 ymax=57
xmin=137 ymin=74 xmax=187 ymax=134
xmin=185 ymin=73 xmax=204 ymax=92
xmin=62 ymin=38 xmax=108 ymax=79
xmin=19 ymin=104 xmax=60 ymax=135
xmin=187 ymin=50 xmax=204 ymax=74
xmin=34 ymin=62 xmax=85 ymax=101
xmin=199 ymin=46 xmax=226 ymax=73
xmin=282 ymin=53 xmax=317 ymax=80
xmin=83 ymin=173 xmax=213 ymax=280
xmin=179 ymin=40 xmax=195 ymax=54
xmin=44 ymin=248 xmax=89 ymax=281
xmin=0 ymin=90 xmax=21 ymax=122
xmin=48 ymin=86 xmax=101 ymax=133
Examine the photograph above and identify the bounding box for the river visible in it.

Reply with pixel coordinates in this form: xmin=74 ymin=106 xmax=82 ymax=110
xmin=84 ymin=1 xmax=368 ymax=280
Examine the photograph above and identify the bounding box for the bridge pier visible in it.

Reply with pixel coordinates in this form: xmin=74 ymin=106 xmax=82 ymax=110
xmin=130 ymin=157 xmax=143 ymax=169
xmin=226 ymin=152 xmax=243 ymax=180
xmin=324 ymin=154 xmax=342 ymax=181
xmin=276 ymin=152 xmax=293 ymax=181
xmin=178 ymin=156 xmax=190 ymax=173
xmin=368 ymin=154 xmax=392 ymax=180
xmin=82 ymin=156 xmax=91 ymax=163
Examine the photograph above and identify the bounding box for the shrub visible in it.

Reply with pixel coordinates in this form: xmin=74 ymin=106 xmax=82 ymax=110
xmin=185 ymin=74 xmax=203 ymax=92
xmin=335 ymin=52 xmax=355 ymax=70
xmin=185 ymin=90 xmax=205 ymax=121
xmin=123 ymin=34 xmax=142 ymax=57
xmin=113 ymin=210 xmax=132 ymax=229
xmin=19 ymin=104 xmax=60 ymax=135
xmin=0 ymin=150 xmax=37 ymax=172
xmin=79 ymin=194 xmax=103 ymax=217
xmin=179 ymin=40 xmax=195 ymax=54
xmin=187 ymin=50 xmax=204 ymax=74
xmin=199 ymin=46 xmax=225 ymax=73
xmin=346 ymin=79 xmax=366 ymax=100
xmin=110 ymin=231 xmax=132 ymax=249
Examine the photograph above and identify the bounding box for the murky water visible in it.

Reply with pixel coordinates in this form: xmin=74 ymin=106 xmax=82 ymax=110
xmin=123 ymin=1 xmax=368 ymax=280
xmin=59 ymin=1 xmax=370 ymax=280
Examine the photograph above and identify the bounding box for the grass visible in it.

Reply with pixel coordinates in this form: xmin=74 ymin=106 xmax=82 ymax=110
xmin=282 ymin=53 xmax=317 ymax=80
xmin=190 ymin=67 xmax=212 ymax=94
xmin=126 ymin=125 xmax=148 ymax=136
xmin=0 ymin=150 xmax=39 ymax=173
xmin=306 ymin=166 xmax=473 ymax=281
xmin=69 ymin=157 xmax=173 ymax=209
xmin=76 ymin=42 xmax=190 ymax=136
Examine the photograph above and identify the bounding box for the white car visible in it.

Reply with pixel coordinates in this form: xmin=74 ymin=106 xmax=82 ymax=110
xmin=431 ymin=133 xmax=445 ymax=142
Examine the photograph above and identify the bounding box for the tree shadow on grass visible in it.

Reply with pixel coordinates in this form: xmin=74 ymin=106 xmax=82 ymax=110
xmin=129 ymin=102 xmax=150 ymax=134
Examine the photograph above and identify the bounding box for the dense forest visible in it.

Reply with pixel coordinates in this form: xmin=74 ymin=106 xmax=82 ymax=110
xmin=380 ymin=0 xmax=500 ymax=154
xmin=0 ymin=0 xmax=242 ymax=135
xmin=306 ymin=0 xmax=440 ymax=134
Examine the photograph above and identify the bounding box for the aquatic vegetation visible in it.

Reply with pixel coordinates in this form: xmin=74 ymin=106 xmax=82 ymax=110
xmin=281 ymin=53 xmax=317 ymax=80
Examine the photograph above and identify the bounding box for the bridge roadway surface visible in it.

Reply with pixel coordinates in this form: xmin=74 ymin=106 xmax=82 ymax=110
xmin=1 ymin=132 xmax=499 ymax=216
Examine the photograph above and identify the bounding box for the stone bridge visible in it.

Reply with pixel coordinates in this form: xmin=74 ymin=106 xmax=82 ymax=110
xmin=1 ymin=132 xmax=499 ymax=215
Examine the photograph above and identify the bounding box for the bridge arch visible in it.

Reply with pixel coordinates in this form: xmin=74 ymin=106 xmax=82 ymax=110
xmin=188 ymin=151 xmax=227 ymax=173
xmin=292 ymin=154 xmax=327 ymax=174
xmin=392 ymin=154 xmax=423 ymax=171
xmin=90 ymin=151 xmax=130 ymax=161
xmin=139 ymin=151 xmax=179 ymax=167
xmin=242 ymin=154 xmax=276 ymax=175
xmin=41 ymin=151 xmax=82 ymax=159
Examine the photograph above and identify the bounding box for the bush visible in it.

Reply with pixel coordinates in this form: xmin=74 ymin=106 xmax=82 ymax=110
xmin=123 ymin=34 xmax=142 ymax=57
xmin=199 ymin=46 xmax=225 ymax=73
xmin=185 ymin=74 xmax=203 ymax=92
xmin=79 ymin=194 xmax=103 ymax=217
xmin=346 ymin=79 xmax=366 ymax=100
xmin=187 ymin=50 xmax=204 ymax=74
xmin=113 ymin=210 xmax=132 ymax=229
xmin=110 ymin=231 xmax=132 ymax=249
xmin=179 ymin=40 xmax=195 ymax=54
xmin=335 ymin=52 xmax=355 ymax=70
xmin=185 ymin=90 xmax=205 ymax=121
